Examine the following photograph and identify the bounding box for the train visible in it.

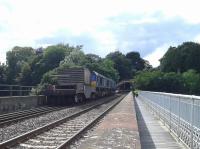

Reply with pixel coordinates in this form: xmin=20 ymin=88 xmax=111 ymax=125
xmin=45 ymin=67 xmax=116 ymax=103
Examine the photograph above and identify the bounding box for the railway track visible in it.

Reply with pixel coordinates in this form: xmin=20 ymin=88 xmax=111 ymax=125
xmin=0 ymin=94 xmax=126 ymax=149
xmin=0 ymin=106 xmax=67 ymax=126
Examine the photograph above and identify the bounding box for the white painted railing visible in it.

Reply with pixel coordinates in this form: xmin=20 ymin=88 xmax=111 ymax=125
xmin=138 ymin=91 xmax=200 ymax=149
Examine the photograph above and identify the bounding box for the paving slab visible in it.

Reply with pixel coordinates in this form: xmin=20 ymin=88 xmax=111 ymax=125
xmin=77 ymin=92 xmax=141 ymax=149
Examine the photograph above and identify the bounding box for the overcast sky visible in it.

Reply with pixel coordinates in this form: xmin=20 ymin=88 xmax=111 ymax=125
xmin=1 ymin=0 xmax=200 ymax=67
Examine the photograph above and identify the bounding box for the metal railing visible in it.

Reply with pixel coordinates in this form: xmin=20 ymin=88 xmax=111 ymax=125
xmin=0 ymin=84 xmax=34 ymax=96
xmin=138 ymin=91 xmax=200 ymax=149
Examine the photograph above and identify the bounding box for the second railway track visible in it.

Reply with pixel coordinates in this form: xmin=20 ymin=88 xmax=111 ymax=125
xmin=0 ymin=94 xmax=126 ymax=149
xmin=0 ymin=106 xmax=68 ymax=126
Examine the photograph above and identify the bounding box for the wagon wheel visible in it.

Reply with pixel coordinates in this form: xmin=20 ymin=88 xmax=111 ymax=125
xmin=74 ymin=95 xmax=79 ymax=103
xmin=74 ymin=94 xmax=84 ymax=103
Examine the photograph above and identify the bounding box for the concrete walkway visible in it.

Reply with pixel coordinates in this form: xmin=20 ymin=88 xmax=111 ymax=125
xmin=77 ymin=93 xmax=141 ymax=149
xmin=135 ymin=98 xmax=185 ymax=149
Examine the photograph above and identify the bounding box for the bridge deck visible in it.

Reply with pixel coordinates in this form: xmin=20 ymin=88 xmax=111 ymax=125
xmin=135 ymin=98 xmax=185 ymax=149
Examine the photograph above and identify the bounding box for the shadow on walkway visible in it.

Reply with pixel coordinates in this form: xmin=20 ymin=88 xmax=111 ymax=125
xmin=134 ymin=98 xmax=156 ymax=149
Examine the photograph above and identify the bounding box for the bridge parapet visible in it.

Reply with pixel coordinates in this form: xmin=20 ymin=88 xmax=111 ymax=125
xmin=0 ymin=95 xmax=46 ymax=114
xmin=138 ymin=91 xmax=200 ymax=149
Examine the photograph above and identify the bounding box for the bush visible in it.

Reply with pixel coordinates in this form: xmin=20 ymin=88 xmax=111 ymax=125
xmin=134 ymin=70 xmax=195 ymax=94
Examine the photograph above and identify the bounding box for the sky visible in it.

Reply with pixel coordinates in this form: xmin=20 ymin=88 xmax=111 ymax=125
xmin=1 ymin=0 xmax=200 ymax=67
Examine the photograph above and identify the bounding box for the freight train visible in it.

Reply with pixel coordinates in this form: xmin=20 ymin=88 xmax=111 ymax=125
xmin=45 ymin=67 xmax=116 ymax=103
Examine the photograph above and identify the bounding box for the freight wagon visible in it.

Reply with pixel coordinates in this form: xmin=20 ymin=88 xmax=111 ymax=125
xmin=45 ymin=67 xmax=116 ymax=103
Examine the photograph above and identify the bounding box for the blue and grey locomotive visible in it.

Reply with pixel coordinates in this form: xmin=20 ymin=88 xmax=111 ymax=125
xmin=45 ymin=67 xmax=116 ymax=103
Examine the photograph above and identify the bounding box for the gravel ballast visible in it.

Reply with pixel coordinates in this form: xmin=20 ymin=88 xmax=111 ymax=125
xmin=0 ymin=95 xmax=119 ymax=143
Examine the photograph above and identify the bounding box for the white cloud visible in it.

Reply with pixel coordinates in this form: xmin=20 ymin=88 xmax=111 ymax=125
xmin=87 ymin=31 xmax=117 ymax=57
xmin=194 ymin=35 xmax=200 ymax=43
xmin=1 ymin=0 xmax=200 ymax=63
xmin=144 ymin=44 xmax=170 ymax=67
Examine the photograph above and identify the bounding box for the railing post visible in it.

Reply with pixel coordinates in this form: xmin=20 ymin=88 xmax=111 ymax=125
xmin=169 ymin=95 xmax=172 ymax=132
xmin=9 ymin=86 xmax=13 ymax=96
xmin=19 ymin=86 xmax=22 ymax=96
xmin=158 ymin=94 xmax=161 ymax=119
xmin=163 ymin=95 xmax=166 ymax=125
xmin=178 ymin=96 xmax=180 ymax=141
xmin=190 ymin=96 xmax=194 ymax=149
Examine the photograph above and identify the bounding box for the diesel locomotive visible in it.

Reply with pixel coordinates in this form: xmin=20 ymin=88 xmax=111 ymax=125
xmin=45 ymin=67 xmax=116 ymax=103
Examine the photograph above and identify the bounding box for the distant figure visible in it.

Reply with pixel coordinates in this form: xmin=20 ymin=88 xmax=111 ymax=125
xmin=133 ymin=90 xmax=138 ymax=98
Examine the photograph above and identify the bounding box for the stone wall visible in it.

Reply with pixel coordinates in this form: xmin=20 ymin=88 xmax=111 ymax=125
xmin=0 ymin=95 xmax=47 ymax=114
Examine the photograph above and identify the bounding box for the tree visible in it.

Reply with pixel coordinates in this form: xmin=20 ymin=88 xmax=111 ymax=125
xmin=30 ymin=44 xmax=79 ymax=85
xmin=0 ymin=63 xmax=7 ymax=84
xmin=182 ymin=69 xmax=200 ymax=94
xmin=42 ymin=44 xmax=72 ymax=70
xmin=60 ymin=48 xmax=87 ymax=68
xmin=160 ymin=42 xmax=200 ymax=73
xmin=134 ymin=70 xmax=184 ymax=93
xmin=106 ymin=51 xmax=132 ymax=80
xmin=85 ymin=54 xmax=101 ymax=63
xmin=18 ymin=62 xmax=32 ymax=85
xmin=126 ymin=51 xmax=145 ymax=71
xmin=134 ymin=71 xmax=163 ymax=91
xmin=6 ymin=46 xmax=36 ymax=84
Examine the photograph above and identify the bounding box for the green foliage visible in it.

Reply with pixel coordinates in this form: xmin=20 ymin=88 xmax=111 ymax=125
xmin=161 ymin=72 xmax=184 ymax=93
xmin=18 ymin=62 xmax=32 ymax=85
xmin=43 ymin=46 xmax=66 ymax=68
xmin=134 ymin=71 xmax=164 ymax=91
xmin=106 ymin=51 xmax=150 ymax=80
xmin=126 ymin=51 xmax=145 ymax=71
xmin=30 ymin=44 xmax=80 ymax=85
xmin=0 ymin=63 xmax=7 ymax=84
xmin=85 ymin=54 xmax=101 ymax=63
xmin=36 ymin=47 xmax=119 ymax=89
xmin=160 ymin=42 xmax=200 ymax=73
xmin=60 ymin=48 xmax=87 ymax=68
xmin=134 ymin=69 xmax=200 ymax=95
xmin=5 ymin=44 xmax=83 ymax=86
xmin=182 ymin=70 xmax=200 ymax=94
xmin=58 ymin=50 xmax=119 ymax=81
xmin=94 ymin=59 xmax=119 ymax=81
xmin=4 ymin=43 xmax=150 ymax=91
xmin=101 ymin=59 xmax=119 ymax=80
xmin=133 ymin=41 xmax=200 ymax=95
xmin=106 ymin=51 xmax=132 ymax=80
xmin=6 ymin=46 xmax=35 ymax=84
xmin=35 ymin=44 xmax=74 ymax=77
xmin=41 ymin=70 xmax=58 ymax=85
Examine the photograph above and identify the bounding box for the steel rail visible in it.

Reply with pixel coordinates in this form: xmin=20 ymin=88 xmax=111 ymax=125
xmin=0 ymin=107 xmax=66 ymax=127
xmin=56 ymin=94 xmax=125 ymax=149
xmin=0 ymin=106 xmax=61 ymax=119
xmin=0 ymin=94 xmax=124 ymax=148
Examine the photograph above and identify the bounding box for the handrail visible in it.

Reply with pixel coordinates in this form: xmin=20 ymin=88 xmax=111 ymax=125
xmin=141 ymin=90 xmax=200 ymax=100
xmin=138 ymin=91 xmax=200 ymax=149
xmin=0 ymin=84 xmax=35 ymax=96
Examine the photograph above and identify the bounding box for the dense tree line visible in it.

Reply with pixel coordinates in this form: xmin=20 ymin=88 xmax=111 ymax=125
xmin=134 ymin=70 xmax=200 ymax=95
xmin=2 ymin=41 xmax=200 ymax=95
xmin=160 ymin=42 xmax=200 ymax=73
xmin=0 ymin=44 xmax=149 ymax=89
xmin=134 ymin=42 xmax=200 ymax=95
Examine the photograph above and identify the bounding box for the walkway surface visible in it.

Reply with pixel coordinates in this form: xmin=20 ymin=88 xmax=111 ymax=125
xmin=77 ymin=92 xmax=141 ymax=149
xmin=135 ymin=97 xmax=185 ymax=149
